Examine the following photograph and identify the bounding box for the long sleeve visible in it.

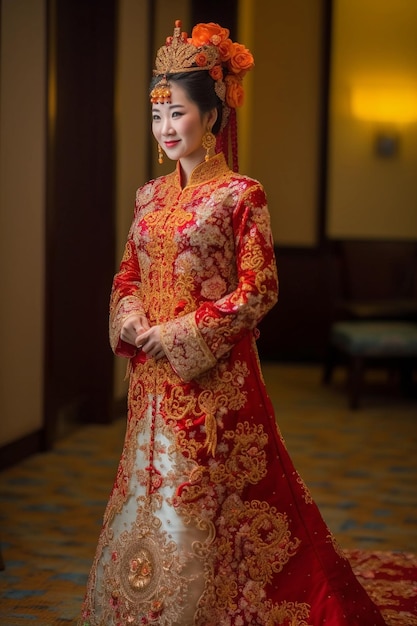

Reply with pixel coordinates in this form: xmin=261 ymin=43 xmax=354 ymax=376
xmin=160 ymin=183 xmax=278 ymax=381
xmin=109 ymin=221 xmax=146 ymax=358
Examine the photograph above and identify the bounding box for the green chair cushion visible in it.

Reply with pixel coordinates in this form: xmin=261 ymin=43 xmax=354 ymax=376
xmin=331 ymin=321 xmax=417 ymax=356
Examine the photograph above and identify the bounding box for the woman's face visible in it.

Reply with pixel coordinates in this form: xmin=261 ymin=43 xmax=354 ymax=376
xmin=151 ymin=81 xmax=214 ymax=167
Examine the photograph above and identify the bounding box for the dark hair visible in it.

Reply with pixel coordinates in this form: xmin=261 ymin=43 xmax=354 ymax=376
xmin=150 ymin=71 xmax=223 ymax=135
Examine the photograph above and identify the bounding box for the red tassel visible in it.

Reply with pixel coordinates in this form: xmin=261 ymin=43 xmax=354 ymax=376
xmin=229 ymin=108 xmax=239 ymax=173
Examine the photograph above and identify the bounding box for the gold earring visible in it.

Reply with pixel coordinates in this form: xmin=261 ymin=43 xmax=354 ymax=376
xmin=158 ymin=143 xmax=164 ymax=164
xmin=202 ymin=129 xmax=216 ymax=162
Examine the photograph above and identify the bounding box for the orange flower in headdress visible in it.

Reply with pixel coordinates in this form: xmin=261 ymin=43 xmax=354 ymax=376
xmin=229 ymin=42 xmax=254 ymax=75
xmin=225 ymin=74 xmax=245 ymax=108
xmin=209 ymin=64 xmax=224 ymax=81
xmin=191 ymin=22 xmax=230 ymax=47
xmin=195 ymin=52 xmax=208 ymax=67
xmin=217 ymin=38 xmax=234 ymax=62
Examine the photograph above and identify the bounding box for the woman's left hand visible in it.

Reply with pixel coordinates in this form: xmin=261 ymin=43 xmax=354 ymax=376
xmin=135 ymin=325 xmax=165 ymax=360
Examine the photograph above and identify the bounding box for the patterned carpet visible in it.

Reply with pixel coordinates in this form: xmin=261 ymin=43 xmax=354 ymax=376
xmin=0 ymin=363 xmax=416 ymax=624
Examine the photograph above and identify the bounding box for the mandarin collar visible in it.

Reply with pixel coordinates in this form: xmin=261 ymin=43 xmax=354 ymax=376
xmin=175 ymin=153 xmax=231 ymax=189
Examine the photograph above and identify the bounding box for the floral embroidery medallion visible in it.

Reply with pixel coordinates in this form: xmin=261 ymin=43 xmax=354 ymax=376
xmin=104 ymin=521 xmax=190 ymax=625
xmin=119 ymin=537 xmax=160 ymax=602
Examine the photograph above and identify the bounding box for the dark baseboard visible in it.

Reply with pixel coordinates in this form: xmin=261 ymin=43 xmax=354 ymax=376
xmin=1 ymin=398 xmax=128 ymax=472
xmin=0 ymin=429 xmax=45 ymax=471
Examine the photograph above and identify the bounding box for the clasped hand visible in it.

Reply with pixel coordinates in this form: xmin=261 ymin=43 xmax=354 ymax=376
xmin=120 ymin=314 xmax=165 ymax=360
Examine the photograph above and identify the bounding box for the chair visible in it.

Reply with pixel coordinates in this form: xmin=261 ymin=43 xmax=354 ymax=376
xmin=334 ymin=240 xmax=417 ymax=321
xmin=323 ymin=240 xmax=417 ymax=409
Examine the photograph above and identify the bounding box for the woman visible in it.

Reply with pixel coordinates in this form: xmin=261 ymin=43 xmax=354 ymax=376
xmin=79 ymin=20 xmax=387 ymax=626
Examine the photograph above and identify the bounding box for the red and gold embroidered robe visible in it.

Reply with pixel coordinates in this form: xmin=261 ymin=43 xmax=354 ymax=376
xmin=80 ymin=154 xmax=386 ymax=626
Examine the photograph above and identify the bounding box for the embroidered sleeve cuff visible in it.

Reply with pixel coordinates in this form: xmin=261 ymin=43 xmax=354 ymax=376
xmin=160 ymin=312 xmax=217 ymax=382
xmin=109 ymin=295 xmax=145 ymax=356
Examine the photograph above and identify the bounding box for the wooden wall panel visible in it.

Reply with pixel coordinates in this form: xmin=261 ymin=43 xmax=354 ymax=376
xmin=44 ymin=0 xmax=117 ymax=445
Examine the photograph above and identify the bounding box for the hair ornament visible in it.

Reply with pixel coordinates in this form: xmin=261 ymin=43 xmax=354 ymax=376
xmin=151 ymin=20 xmax=254 ymax=111
xmin=150 ymin=76 xmax=172 ymax=104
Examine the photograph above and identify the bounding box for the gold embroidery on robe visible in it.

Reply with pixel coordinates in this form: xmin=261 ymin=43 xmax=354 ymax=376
xmin=80 ymin=154 xmax=387 ymax=626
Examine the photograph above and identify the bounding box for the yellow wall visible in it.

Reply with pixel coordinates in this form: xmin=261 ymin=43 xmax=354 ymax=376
xmin=239 ymin=0 xmax=324 ymax=246
xmin=327 ymin=0 xmax=417 ymax=239
xmin=0 ymin=0 xmax=46 ymax=446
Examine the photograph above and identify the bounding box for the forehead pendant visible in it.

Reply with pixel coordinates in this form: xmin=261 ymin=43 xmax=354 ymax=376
xmin=150 ymin=75 xmax=171 ymax=105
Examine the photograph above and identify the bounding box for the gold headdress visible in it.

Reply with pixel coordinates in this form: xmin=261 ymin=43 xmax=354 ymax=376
xmin=150 ymin=20 xmax=253 ymax=109
xmin=150 ymin=20 xmax=254 ymax=172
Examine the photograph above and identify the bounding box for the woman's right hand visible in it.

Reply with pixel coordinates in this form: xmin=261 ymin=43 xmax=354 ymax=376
xmin=120 ymin=314 xmax=150 ymax=347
